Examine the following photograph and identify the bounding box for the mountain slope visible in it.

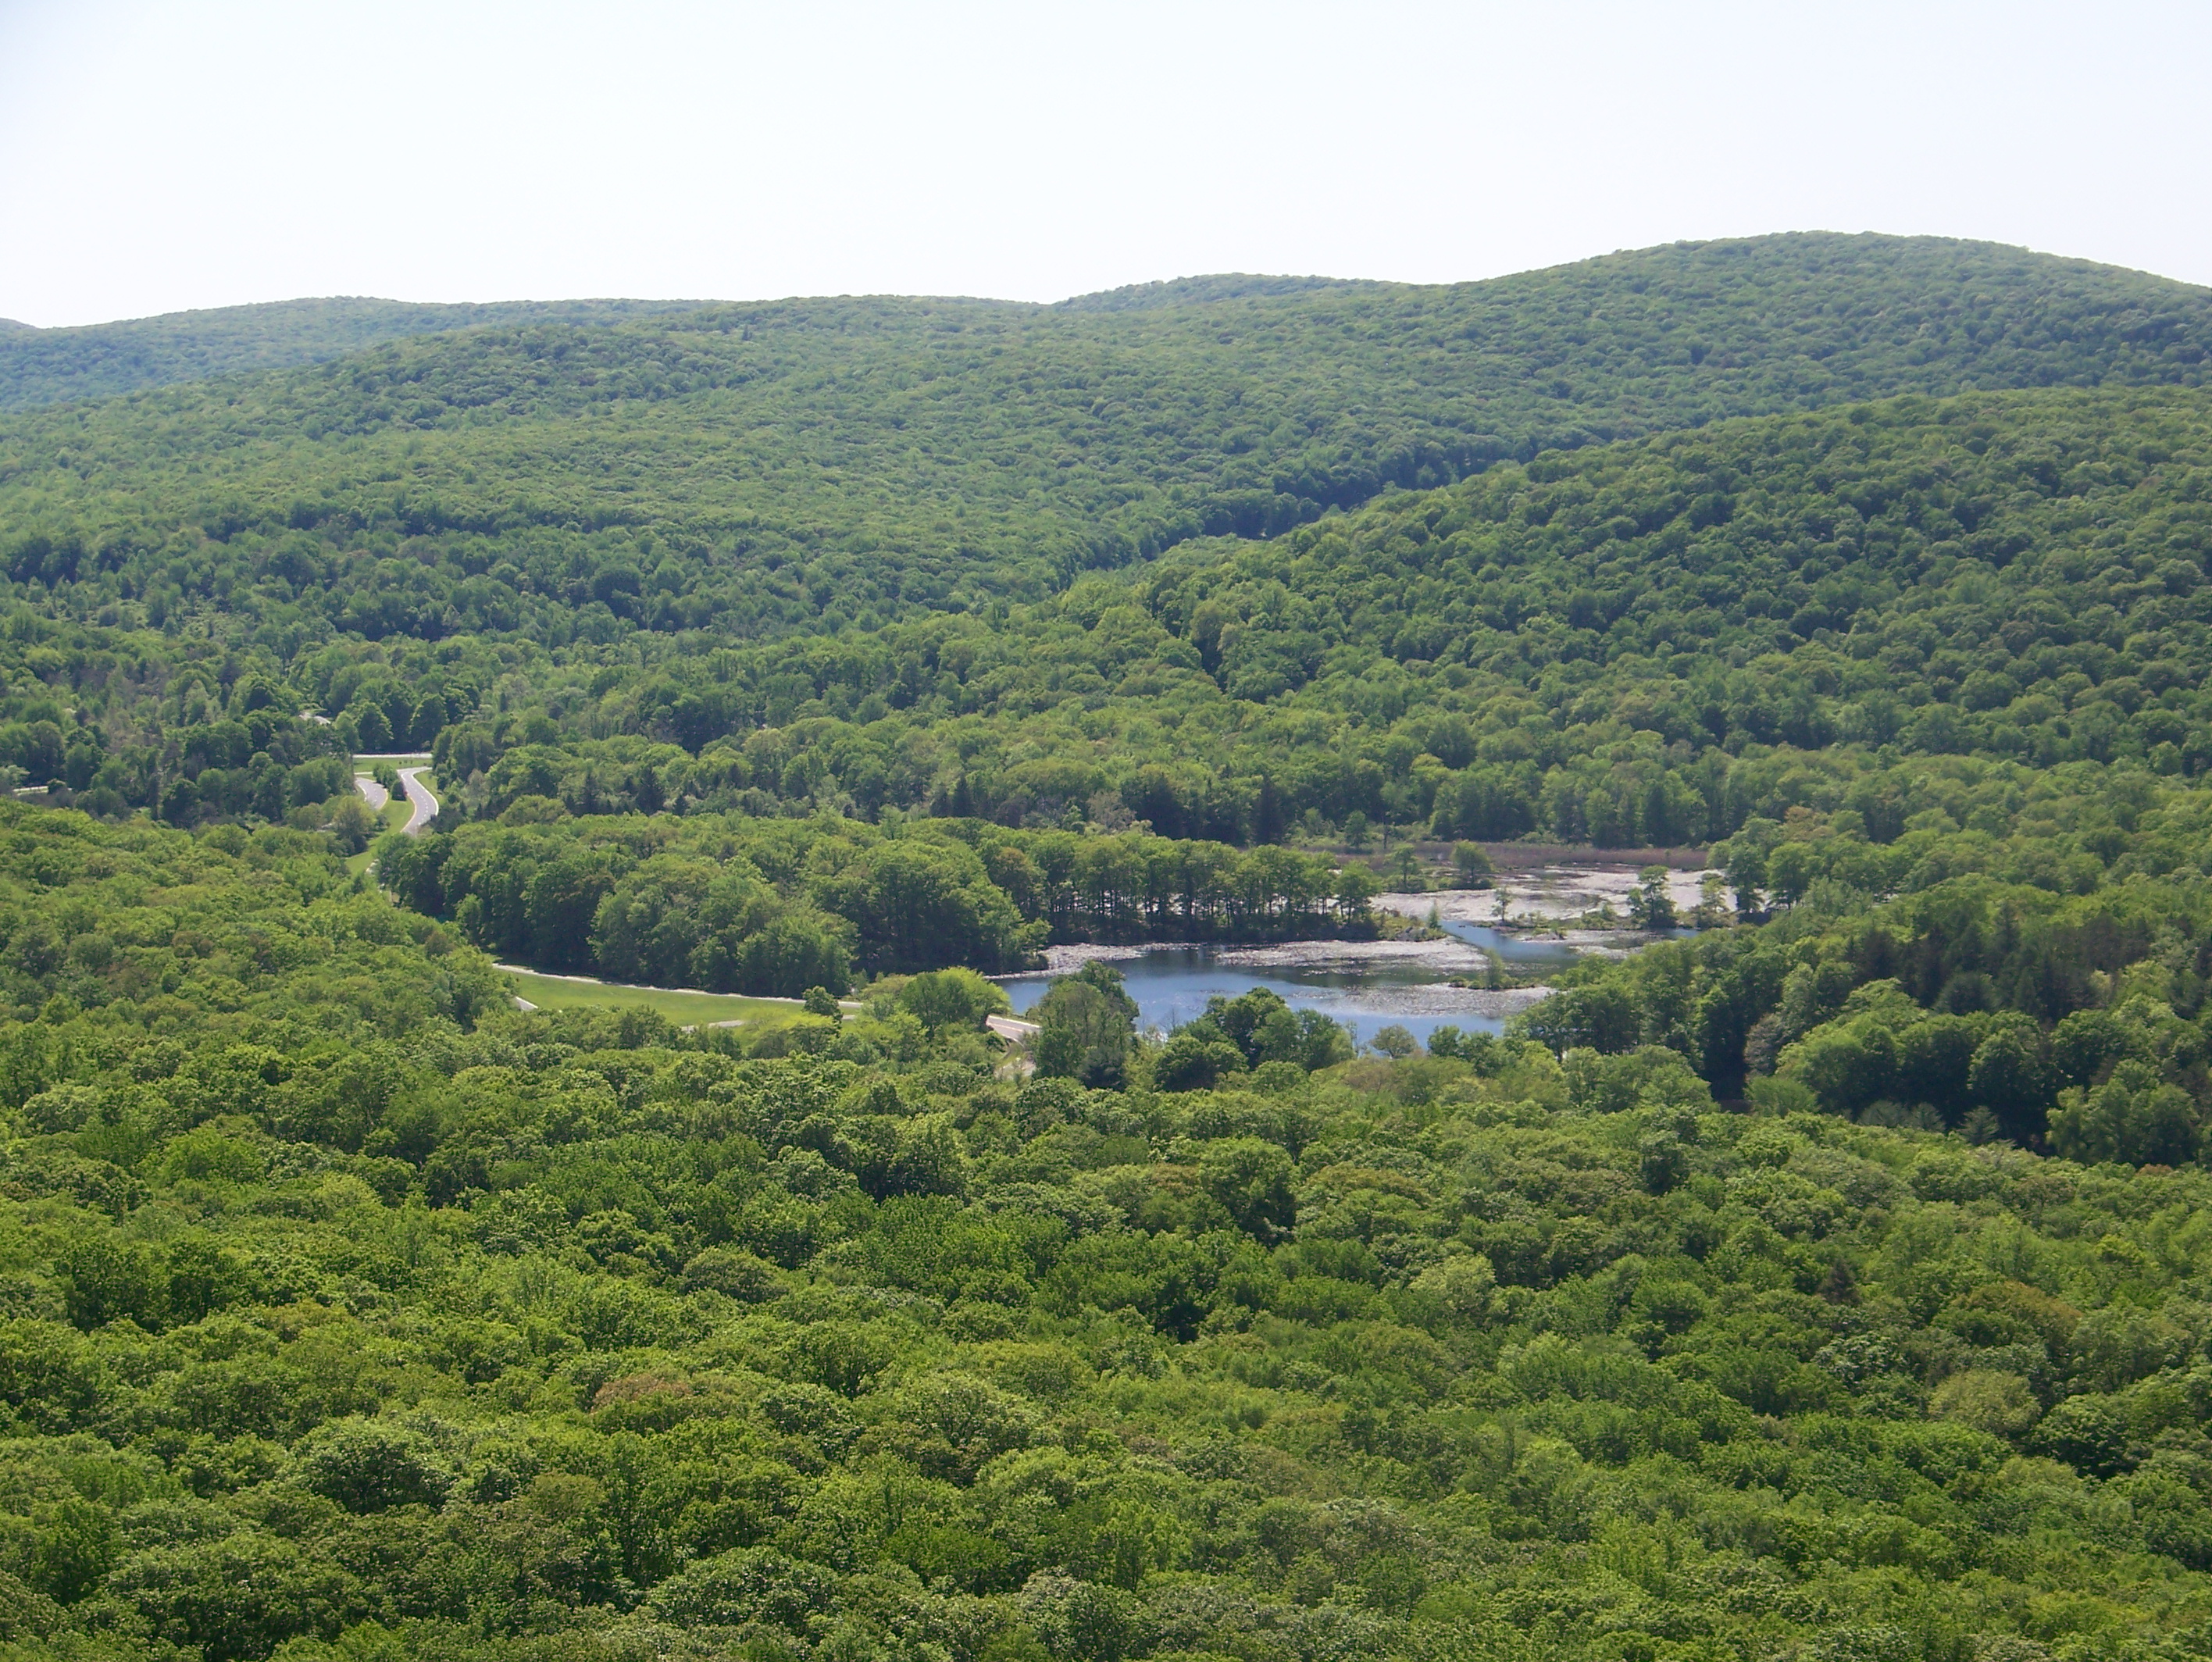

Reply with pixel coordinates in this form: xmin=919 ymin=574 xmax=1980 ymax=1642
xmin=4 ymin=234 xmax=2210 ymax=651
xmin=544 ymin=383 xmax=2212 ymax=838
xmin=0 ymin=295 xmax=705 ymax=412
xmin=6 ymin=237 xmax=2212 ymax=1662
xmin=17 ymin=383 xmax=2212 ymax=868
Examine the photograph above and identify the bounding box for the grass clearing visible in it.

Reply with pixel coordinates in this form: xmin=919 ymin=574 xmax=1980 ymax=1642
xmin=501 ymin=968 xmax=805 ymax=1029
xmin=344 ymin=786 xmax=412 ymax=875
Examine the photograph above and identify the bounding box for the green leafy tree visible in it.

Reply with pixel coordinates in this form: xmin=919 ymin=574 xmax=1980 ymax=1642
xmin=56 ymin=1236 xmax=162 ymax=1332
xmin=898 ymin=968 xmax=1008 ymax=1034
xmin=29 ymin=1497 xmax=115 ymax=1605
xmin=2050 ymin=1062 xmax=2203 ymax=1167
xmin=1451 ymin=842 xmax=1494 ymax=884
xmin=289 ymin=1419 xmax=452 ymax=1513
xmin=1370 ymin=1025 xmax=1418 ymax=1058
xmin=1627 ymin=865 xmax=1677 ymax=930
xmin=1033 ymin=964 xmax=1139 ymax=1089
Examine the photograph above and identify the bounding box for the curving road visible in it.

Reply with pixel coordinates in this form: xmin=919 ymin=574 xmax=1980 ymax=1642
xmin=355 ymin=765 xmax=440 ymax=835
xmin=394 ymin=766 xmax=438 ymax=834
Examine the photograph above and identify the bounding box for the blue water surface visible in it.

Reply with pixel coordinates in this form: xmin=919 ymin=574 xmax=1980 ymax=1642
xmin=1000 ymin=945 xmax=1515 ymax=1051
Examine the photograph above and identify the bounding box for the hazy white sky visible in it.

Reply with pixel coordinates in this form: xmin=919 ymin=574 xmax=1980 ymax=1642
xmin=0 ymin=0 xmax=2205 ymax=327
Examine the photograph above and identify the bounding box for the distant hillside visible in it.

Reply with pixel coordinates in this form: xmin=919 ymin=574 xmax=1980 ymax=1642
xmin=4 ymin=233 xmax=2211 ymax=646
xmin=1054 ymin=273 xmax=1352 ymax=312
xmin=515 ymin=381 xmax=2212 ymax=845
xmin=0 ymin=296 xmax=705 ymax=411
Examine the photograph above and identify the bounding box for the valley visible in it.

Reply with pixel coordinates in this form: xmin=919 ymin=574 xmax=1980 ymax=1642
xmin=0 ymin=234 xmax=2209 ymax=1662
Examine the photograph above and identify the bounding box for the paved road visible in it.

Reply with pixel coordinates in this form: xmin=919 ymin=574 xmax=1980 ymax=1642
xmin=395 ymin=766 xmax=438 ymax=834
xmin=354 ymin=767 xmax=439 ymax=835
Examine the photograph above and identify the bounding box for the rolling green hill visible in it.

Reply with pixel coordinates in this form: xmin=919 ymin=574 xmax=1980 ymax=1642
xmin=4 ymin=234 xmax=2209 ymax=654
xmin=537 ymin=383 xmax=2212 ymax=833
xmin=0 ymin=296 xmax=705 ymax=412
xmin=5 ymin=237 xmax=2212 ymax=1661
xmin=5 ymin=236 xmax=2212 ymax=895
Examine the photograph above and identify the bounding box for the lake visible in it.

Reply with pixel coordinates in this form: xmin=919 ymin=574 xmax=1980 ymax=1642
xmin=1000 ymin=868 xmax=1717 ymax=1051
xmin=999 ymin=941 xmax=1537 ymax=1050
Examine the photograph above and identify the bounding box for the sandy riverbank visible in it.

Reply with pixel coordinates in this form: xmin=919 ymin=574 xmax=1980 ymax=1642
xmin=1033 ymin=938 xmax=1497 ymax=974
xmin=1374 ymin=860 xmax=1715 ymax=936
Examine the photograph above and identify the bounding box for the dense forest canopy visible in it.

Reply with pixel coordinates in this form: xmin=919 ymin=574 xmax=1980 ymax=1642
xmin=2 ymin=234 xmax=2209 ymax=865
xmin=0 ymin=299 xmax=705 ymax=414
xmin=0 ymin=792 xmax=2203 ymax=1660
xmin=5 ymin=233 xmax=2210 ymax=649
xmin=0 ymin=234 xmax=2208 ymax=1660
xmin=10 ymin=383 xmax=2209 ymax=879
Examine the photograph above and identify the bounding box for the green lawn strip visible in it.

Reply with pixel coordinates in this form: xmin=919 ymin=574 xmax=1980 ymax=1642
xmin=501 ymin=968 xmax=804 ymax=1029
xmin=347 ymin=772 xmax=441 ymax=875
xmin=344 ymin=784 xmax=412 ymax=876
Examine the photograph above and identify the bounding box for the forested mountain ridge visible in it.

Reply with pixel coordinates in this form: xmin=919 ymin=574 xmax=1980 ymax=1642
xmin=5 ymin=234 xmax=2210 ymax=654
xmin=11 ymin=380 xmax=2212 ymax=898
xmin=358 ymin=387 xmax=2212 ymax=844
xmin=0 ymin=297 xmax=705 ymax=414
xmin=5 ymin=235 xmax=2212 ymax=1662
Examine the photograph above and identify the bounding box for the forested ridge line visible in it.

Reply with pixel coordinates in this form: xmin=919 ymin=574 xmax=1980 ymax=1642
xmin=4 ymin=233 xmax=2209 ymax=650
xmin=3 ymin=380 xmax=2210 ymax=857
xmin=0 ymin=230 xmax=2208 ymax=1661
xmin=518 ymin=384 xmax=2212 ymax=849
xmin=4 ymin=233 xmax=2207 ymax=851
xmin=0 ymin=298 xmax=708 ymax=415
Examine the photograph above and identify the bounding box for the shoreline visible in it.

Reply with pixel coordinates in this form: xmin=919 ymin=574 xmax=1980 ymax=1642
xmin=1374 ymin=866 xmax=1713 ymax=930
xmin=1016 ymin=938 xmax=1555 ymax=1022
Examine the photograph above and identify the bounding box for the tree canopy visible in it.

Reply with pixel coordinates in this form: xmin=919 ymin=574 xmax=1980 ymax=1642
xmin=0 ymin=233 xmax=2210 ymax=1658
xmin=0 ymin=804 xmax=2202 ymax=1659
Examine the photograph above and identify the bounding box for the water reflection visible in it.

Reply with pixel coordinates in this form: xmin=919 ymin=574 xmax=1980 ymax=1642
xmin=999 ymin=945 xmax=1518 ymax=1051
xmin=1432 ymin=920 xmax=1583 ymax=964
